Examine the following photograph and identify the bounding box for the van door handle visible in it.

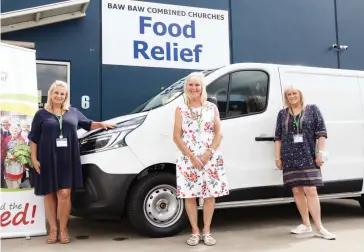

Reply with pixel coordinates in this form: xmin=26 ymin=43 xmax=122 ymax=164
xmin=255 ymin=136 xmax=275 ymax=142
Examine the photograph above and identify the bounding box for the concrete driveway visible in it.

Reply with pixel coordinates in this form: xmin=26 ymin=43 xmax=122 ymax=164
xmin=2 ymin=199 xmax=364 ymax=252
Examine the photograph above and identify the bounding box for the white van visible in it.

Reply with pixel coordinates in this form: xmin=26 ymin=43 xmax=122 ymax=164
xmin=72 ymin=63 xmax=364 ymax=237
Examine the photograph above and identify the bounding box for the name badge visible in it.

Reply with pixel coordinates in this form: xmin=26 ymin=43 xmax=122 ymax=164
xmin=56 ymin=138 xmax=68 ymax=148
xmin=293 ymin=134 xmax=303 ymax=143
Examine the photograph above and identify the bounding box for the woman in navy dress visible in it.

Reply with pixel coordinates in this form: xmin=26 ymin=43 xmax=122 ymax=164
xmin=274 ymin=85 xmax=335 ymax=240
xmin=29 ymin=80 xmax=114 ymax=244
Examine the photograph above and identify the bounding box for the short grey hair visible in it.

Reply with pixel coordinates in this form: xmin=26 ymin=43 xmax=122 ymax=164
xmin=183 ymin=72 xmax=207 ymax=107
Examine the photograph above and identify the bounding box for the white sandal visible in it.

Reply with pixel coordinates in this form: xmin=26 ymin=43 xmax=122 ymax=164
xmin=202 ymin=233 xmax=216 ymax=246
xmin=187 ymin=233 xmax=201 ymax=246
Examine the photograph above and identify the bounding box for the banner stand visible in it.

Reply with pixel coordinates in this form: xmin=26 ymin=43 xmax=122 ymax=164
xmin=0 ymin=43 xmax=47 ymax=239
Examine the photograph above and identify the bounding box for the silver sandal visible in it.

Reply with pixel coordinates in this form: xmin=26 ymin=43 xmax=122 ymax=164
xmin=187 ymin=233 xmax=201 ymax=246
xmin=202 ymin=233 xmax=216 ymax=246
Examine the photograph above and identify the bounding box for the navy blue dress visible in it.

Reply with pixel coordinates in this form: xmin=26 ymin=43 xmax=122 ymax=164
xmin=274 ymin=104 xmax=327 ymax=188
xmin=28 ymin=107 xmax=93 ymax=195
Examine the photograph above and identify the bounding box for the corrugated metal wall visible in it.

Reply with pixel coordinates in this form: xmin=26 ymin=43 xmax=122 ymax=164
xmin=2 ymin=0 xmax=363 ymax=120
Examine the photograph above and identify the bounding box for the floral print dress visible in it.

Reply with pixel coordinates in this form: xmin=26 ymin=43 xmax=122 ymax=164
xmin=176 ymin=101 xmax=229 ymax=199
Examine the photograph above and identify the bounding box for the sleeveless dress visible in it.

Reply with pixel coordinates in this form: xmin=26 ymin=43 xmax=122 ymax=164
xmin=176 ymin=101 xmax=229 ymax=199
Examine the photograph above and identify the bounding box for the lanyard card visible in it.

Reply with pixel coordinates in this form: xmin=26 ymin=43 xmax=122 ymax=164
xmin=293 ymin=134 xmax=303 ymax=143
xmin=56 ymin=138 xmax=68 ymax=147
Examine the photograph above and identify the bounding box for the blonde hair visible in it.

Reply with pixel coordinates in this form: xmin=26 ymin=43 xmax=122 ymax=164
xmin=183 ymin=72 xmax=207 ymax=107
xmin=45 ymin=80 xmax=70 ymax=111
xmin=283 ymin=85 xmax=304 ymax=108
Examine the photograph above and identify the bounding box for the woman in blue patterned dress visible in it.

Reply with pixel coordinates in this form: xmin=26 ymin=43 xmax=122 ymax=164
xmin=274 ymin=85 xmax=336 ymax=240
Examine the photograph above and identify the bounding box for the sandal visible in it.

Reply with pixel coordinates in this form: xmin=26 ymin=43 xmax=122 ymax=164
xmin=58 ymin=229 xmax=71 ymax=244
xmin=187 ymin=233 xmax=201 ymax=246
xmin=46 ymin=229 xmax=58 ymax=244
xmin=202 ymin=233 xmax=216 ymax=246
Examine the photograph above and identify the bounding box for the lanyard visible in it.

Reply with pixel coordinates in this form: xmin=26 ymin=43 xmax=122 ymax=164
xmin=290 ymin=107 xmax=302 ymax=133
xmin=53 ymin=109 xmax=63 ymax=138
xmin=189 ymin=106 xmax=203 ymax=131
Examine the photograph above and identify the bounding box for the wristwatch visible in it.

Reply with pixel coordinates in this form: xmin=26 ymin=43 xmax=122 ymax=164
xmin=207 ymin=147 xmax=216 ymax=154
xmin=318 ymin=150 xmax=325 ymax=155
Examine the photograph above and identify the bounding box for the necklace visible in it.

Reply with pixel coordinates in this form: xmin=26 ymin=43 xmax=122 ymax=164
xmin=290 ymin=107 xmax=303 ymax=134
xmin=189 ymin=105 xmax=203 ymax=132
xmin=52 ymin=107 xmax=64 ymax=139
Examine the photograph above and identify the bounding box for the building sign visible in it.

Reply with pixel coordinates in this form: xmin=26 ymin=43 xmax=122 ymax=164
xmin=102 ymin=0 xmax=230 ymax=70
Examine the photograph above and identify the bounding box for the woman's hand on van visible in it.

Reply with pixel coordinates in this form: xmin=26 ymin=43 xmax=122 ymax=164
xmin=275 ymin=159 xmax=282 ymax=170
xmin=100 ymin=122 xmax=116 ymax=130
xmin=191 ymin=155 xmax=203 ymax=169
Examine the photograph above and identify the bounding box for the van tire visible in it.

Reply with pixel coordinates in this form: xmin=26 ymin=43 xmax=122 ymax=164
xmin=126 ymin=172 xmax=187 ymax=238
xmin=359 ymin=195 xmax=364 ymax=210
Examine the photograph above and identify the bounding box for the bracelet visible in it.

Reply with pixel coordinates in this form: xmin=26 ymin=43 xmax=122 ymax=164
xmin=207 ymin=147 xmax=216 ymax=154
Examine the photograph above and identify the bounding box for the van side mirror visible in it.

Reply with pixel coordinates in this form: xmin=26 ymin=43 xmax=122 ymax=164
xmin=207 ymin=97 xmax=217 ymax=106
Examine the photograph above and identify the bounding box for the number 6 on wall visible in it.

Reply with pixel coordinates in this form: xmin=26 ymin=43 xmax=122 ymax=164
xmin=81 ymin=95 xmax=90 ymax=109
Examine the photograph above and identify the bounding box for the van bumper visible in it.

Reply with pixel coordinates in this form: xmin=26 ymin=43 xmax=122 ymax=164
xmin=71 ymin=164 xmax=137 ymax=219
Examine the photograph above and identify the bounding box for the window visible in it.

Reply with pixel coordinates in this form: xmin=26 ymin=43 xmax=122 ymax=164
xmin=206 ymin=70 xmax=269 ymax=119
xmin=227 ymin=71 xmax=269 ymax=117
xmin=206 ymin=75 xmax=229 ymax=118
xmin=131 ymin=68 xmax=221 ymax=114
xmin=36 ymin=61 xmax=70 ymax=108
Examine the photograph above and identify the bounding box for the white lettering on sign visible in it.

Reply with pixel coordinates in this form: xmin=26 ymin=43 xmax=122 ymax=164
xmin=102 ymin=0 xmax=230 ymax=70
xmin=81 ymin=95 xmax=90 ymax=109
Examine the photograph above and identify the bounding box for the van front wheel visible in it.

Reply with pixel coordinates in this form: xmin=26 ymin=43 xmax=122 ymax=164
xmin=359 ymin=194 xmax=364 ymax=210
xmin=126 ymin=172 xmax=187 ymax=237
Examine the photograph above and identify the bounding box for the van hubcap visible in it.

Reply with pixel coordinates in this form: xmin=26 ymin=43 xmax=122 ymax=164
xmin=143 ymin=184 xmax=184 ymax=228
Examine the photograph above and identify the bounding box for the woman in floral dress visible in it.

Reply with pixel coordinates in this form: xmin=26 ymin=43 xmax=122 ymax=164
xmin=173 ymin=72 xmax=229 ymax=246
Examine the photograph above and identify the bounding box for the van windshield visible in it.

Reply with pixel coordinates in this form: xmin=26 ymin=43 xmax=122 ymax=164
xmin=130 ymin=68 xmax=221 ymax=113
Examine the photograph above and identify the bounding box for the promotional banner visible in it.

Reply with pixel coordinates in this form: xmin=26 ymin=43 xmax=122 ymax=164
xmin=0 ymin=43 xmax=47 ymax=239
xmin=102 ymin=0 xmax=230 ymax=69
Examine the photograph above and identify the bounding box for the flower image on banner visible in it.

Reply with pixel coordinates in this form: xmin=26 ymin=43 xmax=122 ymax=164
xmin=0 ymin=43 xmax=47 ymax=239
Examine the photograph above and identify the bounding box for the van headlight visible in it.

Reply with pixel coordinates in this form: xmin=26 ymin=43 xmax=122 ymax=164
xmin=79 ymin=115 xmax=146 ymax=155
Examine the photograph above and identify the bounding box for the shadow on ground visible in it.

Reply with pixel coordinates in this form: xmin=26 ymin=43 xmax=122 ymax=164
xmin=2 ymin=199 xmax=363 ymax=252
xmin=68 ymin=199 xmax=363 ymax=241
